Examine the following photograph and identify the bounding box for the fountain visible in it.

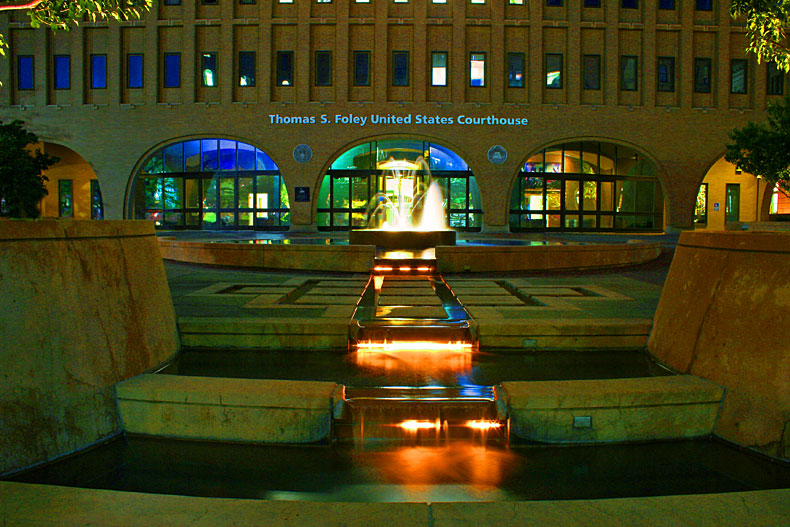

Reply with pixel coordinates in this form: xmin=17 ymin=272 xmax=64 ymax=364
xmin=348 ymin=157 xmax=456 ymax=250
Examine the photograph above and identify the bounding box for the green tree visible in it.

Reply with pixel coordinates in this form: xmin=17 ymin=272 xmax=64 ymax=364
xmin=0 ymin=120 xmax=58 ymax=218
xmin=0 ymin=0 xmax=151 ymax=57
xmin=730 ymin=0 xmax=790 ymax=72
xmin=725 ymin=95 xmax=790 ymax=193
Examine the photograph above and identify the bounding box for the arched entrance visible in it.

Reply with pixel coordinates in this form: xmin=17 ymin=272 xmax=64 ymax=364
xmin=694 ymin=156 xmax=769 ymax=230
xmin=129 ymin=138 xmax=289 ymax=230
xmin=39 ymin=143 xmax=103 ymax=220
xmin=509 ymin=141 xmax=664 ymax=231
xmin=317 ymin=139 xmax=482 ymax=231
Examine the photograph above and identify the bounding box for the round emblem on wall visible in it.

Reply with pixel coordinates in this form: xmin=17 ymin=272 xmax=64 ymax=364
xmin=293 ymin=144 xmax=313 ymax=164
xmin=487 ymin=145 xmax=507 ymax=165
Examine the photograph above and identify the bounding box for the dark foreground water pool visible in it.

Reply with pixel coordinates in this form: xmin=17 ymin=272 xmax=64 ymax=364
xmin=10 ymin=435 xmax=789 ymax=502
xmin=159 ymin=348 xmax=671 ymax=387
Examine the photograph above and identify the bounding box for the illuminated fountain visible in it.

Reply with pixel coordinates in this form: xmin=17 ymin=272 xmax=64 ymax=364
xmin=349 ymin=157 xmax=456 ymax=250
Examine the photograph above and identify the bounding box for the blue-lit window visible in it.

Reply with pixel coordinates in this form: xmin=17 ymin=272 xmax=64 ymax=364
xmin=657 ymin=57 xmax=675 ymax=92
xmin=127 ymin=54 xmax=143 ymax=89
xmin=508 ymin=53 xmax=525 ymax=88
xmin=91 ymin=55 xmax=107 ymax=89
xmin=731 ymin=59 xmax=747 ymax=94
xmin=354 ymin=51 xmax=370 ymax=86
xmin=164 ymin=53 xmax=181 ymax=88
xmin=696 ymin=0 xmax=712 ymax=10
xmin=622 ymin=0 xmax=637 ymax=8
xmin=54 ymin=55 xmax=70 ymax=90
xmin=546 ymin=0 xmax=562 ymax=6
xmin=659 ymin=0 xmax=674 ymax=9
xmin=694 ymin=58 xmax=712 ymax=93
xmin=17 ymin=56 xmax=34 ymax=90
xmin=393 ymin=51 xmax=409 ymax=86
xmin=584 ymin=0 xmax=600 ymax=6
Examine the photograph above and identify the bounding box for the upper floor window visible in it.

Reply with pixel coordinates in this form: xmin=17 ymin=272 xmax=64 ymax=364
xmin=392 ymin=51 xmax=409 ymax=86
xmin=546 ymin=0 xmax=562 ymax=6
xmin=696 ymin=0 xmax=712 ymax=10
xmin=316 ymin=0 xmax=332 ymax=3
xmin=657 ymin=56 xmax=675 ymax=92
xmin=127 ymin=54 xmax=144 ymax=89
xmin=202 ymin=0 xmax=218 ymax=4
xmin=431 ymin=52 xmax=448 ymax=86
xmin=470 ymin=0 xmax=485 ymax=3
xmin=508 ymin=53 xmax=525 ymax=88
xmin=658 ymin=0 xmax=674 ymax=8
xmin=545 ymin=53 xmax=562 ymax=89
xmin=584 ymin=0 xmax=600 ymax=6
xmin=91 ymin=54 xmax=107 ymax=89
xmin=509 ymin=0 xmax=524 ymax=3
xmin=276 ymin=51 xmax=294 ymax=86
xmin=54 ymin=55 xmax=70 ymax=90
xmin=163 ymin=0 xmax=180 ymax=5
xmin=731 ymin=59 xmax=748 ymax=94
xmin=622 ymin=0 xmax=638 ymax=8
xmin=315 ymin=51 xmax=332 ymax=86
xmin=694 ymin=58 xmax=712 ymax=93
xmin=238 ymin=51 xmax=255 ymax=87
xmin=583 ymin=54 xmax=601 ymax=90
xmin=239 ymin=0 xmax=256 ymax=5
xmin=470 ymin=53 xmax=486 ymax=87
xmin=767 ymin=62 xmax=785 ymax=95
xmin=164 ymin=53 xmax=181 ymax=88
xmin=354 ymin=51 xmax=371 ymax=86
xmin=201 ymin=52 xmax=217 ymax=87
xmin=620 ymin=56 xmax=638 ymax=91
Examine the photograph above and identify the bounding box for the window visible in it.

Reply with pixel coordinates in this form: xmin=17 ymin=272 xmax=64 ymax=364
xmin=620 ymin=56 xmax=638 ymax=91
xmin=546 ymin=0 xmax=562 ymax=6
xmin=622 ymin=0 xmax=637 ymax=7
xmin=354 ymin=51 xmax=370 ymax=86
xmin=127 ymin=54 xmax=143 ymax=89
xmin=238 ymin=51 xmax=255 ymax=87
xmin=657 ymin=57 xmax=675 ymax=92
xmin=355 ymin=0 xmax=370 ymax=2
xmin=90 ymin=179 xmax=104 ymax=220
xmin=509 ymin=0 xmax=524 ymax=3
xmin=58 ymin=180 xmax=73 ymax=218
xmin=54 ymin=55 xmax=70 ymax=90
xmin=695 ymin=183 xmax=707 ymax=225
xmin=470 ymin=52 xmax=485 ymax=87
xmin=17 ymin=56 xmax=34 ymax=90
xmin=725 ymin=184 xmax=740 ymax=222
xmin=163 ymin=0 xmax=180 ymax=5
xmin=315 ymin=51 xmax=332 ymax=86
xmin=90 ymin=54 xmax=107 ymax=89
xmin=276 ymin=51 xmax=294 ymax=86
xmin=239 ymin=0 xmax=256 ymax=5
xmin=767 ymin=62 xmax=784 ymax=95
xmin=201 ymin=52 xmax=217 ymax=87
xmin=508 ymin=53 xmax=525 ymax=88
xmin=584 ymin=0 xmax=600 ymax=6
xmin=432 ymin=0 xmax=447 ymax=3
xmin=202 ymin=0 xmax=218 ymax=4
xmin=583 ymin=54 xmax=600 ymax=90
xmin=696 ymin=0 xmax=712 ymax=10
xmin=731 ymin=59 xmax=747 ymax=94
xmin=164 ymin=53 xmax=181 ymax=88
xmin=279 ymin=0 xmax=293 ymax=2
xmin=470 ymin=0 xmax=486 ymax=3
xmin=659 ymin=0 xmax=674 ymax=7
xmin=694 ymin=58 xmax=712 ymax=93
xmin=392 ymin=51 xmax=409 ymax=86
xmin=431 ymin=52 xmax=448 ymax=86
xmin=545 ymin=53 xmax=562 ymax=88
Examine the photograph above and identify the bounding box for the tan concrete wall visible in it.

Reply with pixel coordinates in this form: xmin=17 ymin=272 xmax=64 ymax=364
xmin=0 ymin=220 xmax=179 ymax=475
xmin=648 ymin=231 xmax=790 ymax=460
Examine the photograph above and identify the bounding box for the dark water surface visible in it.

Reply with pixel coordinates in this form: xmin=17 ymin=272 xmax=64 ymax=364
xmin=10 ymin=435 xmax=789 ymax=502
xmin=159 ymin=348 xmax=671 ymax=387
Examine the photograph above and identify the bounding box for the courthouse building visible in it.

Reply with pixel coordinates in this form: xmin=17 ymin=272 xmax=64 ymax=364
xmin=0 ymin=0 xmax=788 ymax=233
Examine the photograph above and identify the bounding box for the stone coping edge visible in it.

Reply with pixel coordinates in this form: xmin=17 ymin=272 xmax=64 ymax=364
xmin=678 ymin=230 xmax=790 ymax=253
xmin=0 ymin=219 xmax=155 ymax=240
xmin=1 ymin=482 xmax=787 ymax=527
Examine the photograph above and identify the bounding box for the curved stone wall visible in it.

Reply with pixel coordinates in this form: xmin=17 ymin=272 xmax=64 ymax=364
xmin=0 ymin=220 xmax=179 ymax=475
xmin=648 ymin=231 xmax=790 ymax=460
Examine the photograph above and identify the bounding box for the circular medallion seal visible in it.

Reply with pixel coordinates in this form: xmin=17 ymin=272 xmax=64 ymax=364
xmin=293 ymin=144 xmax=313 ymax=164
xmin=487 ymin=145 xmax=507 ymax=165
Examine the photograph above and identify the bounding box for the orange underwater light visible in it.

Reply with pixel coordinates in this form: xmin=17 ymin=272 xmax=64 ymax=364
xmin=399 ymin=419 xmax=441 ymax=432
xmin=464 ymin=420 xmax=503 ymax=431
xmin=355 ymin=340 xmax=473 ymax=352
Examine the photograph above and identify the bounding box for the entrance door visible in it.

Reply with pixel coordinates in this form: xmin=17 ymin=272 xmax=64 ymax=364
xmin=725 ymin=184 xmax=740 ymax=222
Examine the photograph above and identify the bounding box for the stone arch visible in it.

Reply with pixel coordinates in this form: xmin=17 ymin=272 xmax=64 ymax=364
xmin=37 ymin=142 xmax=102 ymax=220
xmin=125 ymin=136 xmax=287 ymax=230
xmin=316 ymin=136 xmax=482 ymax=231
xmin=508 ymin=138 xmax=665 ymax=231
